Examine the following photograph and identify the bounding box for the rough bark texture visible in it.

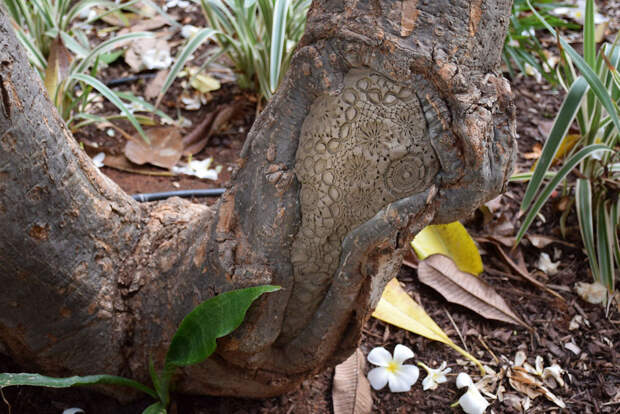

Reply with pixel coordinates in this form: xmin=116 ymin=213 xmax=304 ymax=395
xmin=0 ymin=0 xmax=516 ymax=398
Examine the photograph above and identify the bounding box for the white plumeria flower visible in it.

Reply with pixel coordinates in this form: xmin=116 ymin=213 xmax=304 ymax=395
xmin=172 ymin=158 xmax=221 ymax=180
xmin=181 ymin=24 xmax=200 ymax=39
xmin=142 ymin=48 xmax=172 ymax=70
xmin=92 ymin=152 xmax=105 ymax=168
xmin=367 ymin=344 xmax=419 ymax=392
xmin=455 ymin=373 xmax=490 ymax=414
xmin=419 ymin=361 xmax=451 ymax=390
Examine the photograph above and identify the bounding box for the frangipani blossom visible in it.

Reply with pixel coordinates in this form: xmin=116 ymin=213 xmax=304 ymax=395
xmin=367 ymin=344 xmax=419 ymax=392
xmin=419 ymin=361 xmax=451 ymax=390
xmin=456 ymin=373 xmax=490 ymax=414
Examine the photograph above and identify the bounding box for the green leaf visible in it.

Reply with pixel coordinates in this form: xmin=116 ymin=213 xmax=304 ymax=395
xmin=521 ymin=77 xmax=589 ymax=211
xmin=73 ymin=31 xmax=154 ymax=76
xmin=597 ymin=199 xmax=614 ymax=293
xmin=576 ymin=178 xmax=599 ymax=281
xmin=0 ymin=373 xmax=157 ymax=398
xmin=269 ymin=0 xmax=288 ymax=94
xmin=583 ymin=0 xmax=595 ymax=68
xmin=516 ymin=144 xmax=612 ymax=243
xmin=165 ymin=285 xmax=280 ymax=367
xmin=528 ymin=0 xmax=620 ymax=134
xmin=156 ymin=28 xmax=218 ymax=107
xmin=68 ymin=73 xmax=149 ymax=142
xmin=142 ymin=402 xmax=167 ymax=414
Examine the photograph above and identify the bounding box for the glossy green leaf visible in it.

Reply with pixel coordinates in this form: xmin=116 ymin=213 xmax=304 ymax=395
xmin=516 ymin=144 xmax=612 ymax=243
xmin=0 ymin=373 xmax=156 ymax=398
xmin=521 ymin=77 xmax=588 ymax=211
xmin=165 ymin=285 xmax=280 ymax=367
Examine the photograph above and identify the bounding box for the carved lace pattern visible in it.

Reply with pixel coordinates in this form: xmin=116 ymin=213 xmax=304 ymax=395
xmin=284 ymin=68 xmax=440 ymax=336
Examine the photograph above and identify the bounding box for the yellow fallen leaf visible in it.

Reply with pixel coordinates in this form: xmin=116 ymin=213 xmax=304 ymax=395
xmin=189 ymin=69 xmax=221 ymax=94
xmin=373 ymin=278 xmax=485 ymax=374
xmin=531 ymin=134 xmax=580 ymax=171
xmin=411 ymin=222 xmax=483 ymax=275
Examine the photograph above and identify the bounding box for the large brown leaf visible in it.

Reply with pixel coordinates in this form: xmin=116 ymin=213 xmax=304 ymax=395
xmin=332 ymin=348 xmax=372 ymax=414
xmin=417 ymin=254 xmax=528 ymax=327
xmin=124 ymin=126 xmax=182 ymax=170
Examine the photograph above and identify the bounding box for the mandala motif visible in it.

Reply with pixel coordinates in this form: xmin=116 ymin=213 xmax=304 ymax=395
xmin=341 ymin=152 xmax=369 ymax=185
xmin=357 ymin=120 xmax=388 ymax=154
xmin=384 ymin=153 xmax=438 ymax=198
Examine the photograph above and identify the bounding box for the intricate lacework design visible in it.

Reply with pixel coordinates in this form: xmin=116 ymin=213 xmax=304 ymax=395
xmin=284 ymin=68 xmax=440 ymax=339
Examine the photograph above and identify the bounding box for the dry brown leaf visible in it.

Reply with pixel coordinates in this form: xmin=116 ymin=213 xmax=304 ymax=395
xmin=332 ymin=348 xmax=372 ymax=414
xmin=417 ymin=254 xmax=528 ymax=327
xmin=525 ymin=234 xmax=575 ymax=249
xmin=124 ymin=126 xmax=182 ymax=169
xmin=125 ymin=38 xmax=171 ymax=72
xmin=101 ymin=153 xmax=174 ymax=176
xmin=121 ymin=16 xmax=169 ymax=33
xmin=508 ymin=367 xmax=565 ymax=408
xmin=145 ymin=70 xmax=169 ymax=100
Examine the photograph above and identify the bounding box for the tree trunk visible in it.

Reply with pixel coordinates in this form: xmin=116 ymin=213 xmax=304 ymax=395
xmin=0 ymin=0 xmax=516 ymax=398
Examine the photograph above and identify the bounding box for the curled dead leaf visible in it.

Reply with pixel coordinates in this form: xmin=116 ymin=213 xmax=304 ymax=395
xmin=417 ymin=254 xmax=528 ymax=327
xmin=508 ymin=366 xmax=565 ymax=409
xmin=124 ymin=126 xmax=183 ymax=170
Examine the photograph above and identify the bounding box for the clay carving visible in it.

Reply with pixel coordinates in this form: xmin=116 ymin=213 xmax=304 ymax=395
xmin=281 ymin=68 xmax=456 ymax=340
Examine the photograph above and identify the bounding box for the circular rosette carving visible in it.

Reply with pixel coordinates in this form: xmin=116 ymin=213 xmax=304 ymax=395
xmin=384 ymin=153 xmax=439 ymax=198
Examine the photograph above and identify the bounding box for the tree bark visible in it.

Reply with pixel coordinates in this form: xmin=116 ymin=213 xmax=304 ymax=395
xmin=0 ymin=0 xmax=516 ymax=398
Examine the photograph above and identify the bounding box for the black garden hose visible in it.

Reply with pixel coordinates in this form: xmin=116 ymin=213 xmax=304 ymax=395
xmin=131 ymin=188 xmax=226 ymax=202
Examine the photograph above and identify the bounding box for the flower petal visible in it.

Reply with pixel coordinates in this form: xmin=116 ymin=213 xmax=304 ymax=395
xmin=367 ymin=347 xmax=392 ymax=367
xmin=458 ymin=386 xmax=490 ymax=414
xmin=398 ymin=364 xmax=420 ymax=385
xmin=387 ymin=372 xmax=413 ymax=393
xmin=393 ymin=344 xmax=414 ymax=363
xmin=456 ymin=372 xmax=474 ymax=389
xmin=367 ymin=367 xmax=389 ymax=390
xmin=422 ymin=375 xmax=437 ymax=391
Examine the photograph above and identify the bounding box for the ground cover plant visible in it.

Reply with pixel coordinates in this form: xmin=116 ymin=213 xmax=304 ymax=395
xmin=1 ymin=0 xmax=169 ymax=139
xmin=516 ymin=0 xmax=619 ymax=311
